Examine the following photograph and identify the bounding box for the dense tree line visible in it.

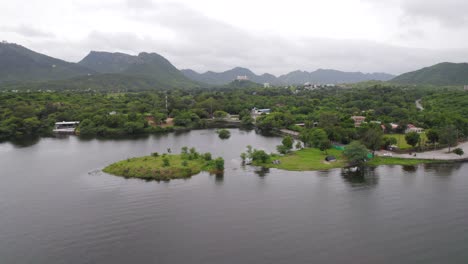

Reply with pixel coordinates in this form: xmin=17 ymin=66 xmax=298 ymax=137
xmin=1 ymin=84 xmax=466 ymax=144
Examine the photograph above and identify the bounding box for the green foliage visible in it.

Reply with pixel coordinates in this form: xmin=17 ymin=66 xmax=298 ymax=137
xmin=361 ymin=127 xmax=383 ymax=153
xmin=382 ymin=136 xmax=397 ymax=149
xmin=252 ymin=149 xmax=270 ymax=163
xmin=240 ymin=152 xmax=247 ymax=162
xmin=213 ymin=110 xmax=228 ymax=119
xmin=151 ymin=152 xmax=159 ymax=157
xmin=162 ymin=157 xmax=170 ymax=167
xmin=453 ymin=148 xmax=464 ymax=156
xmin=300 ymin=128 xmax=329 ymax=149
xmin=405 ymin=132 xmax=421 ymax=148
xmin=343 ymin=141 xmax=369 ymax=165
xmin=214 ymin=157 xmax=224 ymax=170
xmin=217 ymin=129 xmax=231 ymax=139
xmin=277 ymin=136 xmax=294 ymax=154
xmin=439 ymin=125 xmax=458 ymax=150
xmin=392 ymin=62 xmax=468 ymax=85
xmin=426 ymin=129 xmax=439 ymax=144
xmin=203 ymin=152 xmax=212 ymax=161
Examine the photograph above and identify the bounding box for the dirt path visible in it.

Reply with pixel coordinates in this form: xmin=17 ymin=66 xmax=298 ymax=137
xmin=377 ymin=141 xmax=468 ymax=160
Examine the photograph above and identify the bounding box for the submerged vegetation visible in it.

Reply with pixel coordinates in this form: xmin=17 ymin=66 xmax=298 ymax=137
xmin=103 ymin=147 xmax=224 ymax=181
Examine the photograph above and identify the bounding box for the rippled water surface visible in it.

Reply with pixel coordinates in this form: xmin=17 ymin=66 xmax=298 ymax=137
xmin=1 ymin=129 xmax=467 ymax=264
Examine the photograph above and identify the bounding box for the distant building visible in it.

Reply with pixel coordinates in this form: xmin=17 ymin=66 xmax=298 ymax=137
xmin=464 ymin=85 xmax=468 ymax=91
xmin=263 ymin=83 xmax=270 ymax=88
xmin=251 ymin=107 xmax=271 ymax=119
xmin=236 ymin=75 xmax=248 ymax=81
xmin=405 ymin=124 xmax=424 ymax=134
xmin=351 ymin=116 xmax=366 ymax=127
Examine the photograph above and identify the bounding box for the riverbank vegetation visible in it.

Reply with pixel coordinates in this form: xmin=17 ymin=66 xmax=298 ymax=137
xmin=1 ymin=84 xmax=467 ymax=148
xmin=103 ymin=147 xmax=224 ymax=181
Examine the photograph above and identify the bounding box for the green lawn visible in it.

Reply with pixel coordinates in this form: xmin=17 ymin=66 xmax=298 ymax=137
xmin=385 ymin=133 xmax=427 ymax=150
xmin=266 ymin=148 xmax=346 ymax=171
xmin=263 ymin=146 xmax=443 ymax=172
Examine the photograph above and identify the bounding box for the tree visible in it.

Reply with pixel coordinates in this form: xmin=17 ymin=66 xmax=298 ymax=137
xmin=214 ymin=157 xmax=225 ymax=170
xmin=282 ymin=136 xmax=294 ymax=149
xmin=203 ymin=152 xmax=212 ymax=161
xmin=213 ymin=110 xmax=228 ymax=119
xmin=343 ymin=141 xmax=369 ymax=165
xmin=426 ymin=129 xmax=439 ymax=144
xmin=319 ymin=139 xmax=331 ymax=153
xmin=252 ymin=149 xmax=270 ymax=163
xmin=362 ymin=127 xmax=383 ymax=155
xmin=300 ymin=128 xmax=328 ymax=148
xmin=240 ymin=152 xmax=247 ymax=162
xmin=439 ymin=125 xmax=458 ymax=152
xmin=277 ymin=136 xmax=293 ymax=154
xmin=217 ymin=129 xmax=231 ymax=139
xmin=405 ymin=132 xmax=420 ymax=149
xmin=382 ymin=136 xmax=397 ymax=149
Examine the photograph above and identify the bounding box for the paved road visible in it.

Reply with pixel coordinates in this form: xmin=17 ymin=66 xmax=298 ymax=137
xmin=377 ymin=141 xmax=468 ymax=160
xmin=415 ymin=99 xmax=424 ymax=111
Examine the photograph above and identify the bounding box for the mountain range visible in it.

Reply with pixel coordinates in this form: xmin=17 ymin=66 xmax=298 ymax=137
xmin=391 ymin=62 xmax=468 ymax=85
xmin=182 ymin=68 xmax=395 ymax=85
xmin=0 ymin=42 xmax=467 ymax=90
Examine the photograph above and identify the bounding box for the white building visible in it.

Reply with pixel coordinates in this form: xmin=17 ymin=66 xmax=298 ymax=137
xmin=236 ymin=75 xmax=249 ymax=81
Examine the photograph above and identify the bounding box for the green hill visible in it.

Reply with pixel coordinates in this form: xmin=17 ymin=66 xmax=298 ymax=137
xmin=392 ymin=62 xmax=468 ymax=85
xmin=0 ymin=42 xmax=94 ymax=83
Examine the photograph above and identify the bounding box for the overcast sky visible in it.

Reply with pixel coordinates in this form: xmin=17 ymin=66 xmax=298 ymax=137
xmin=1 ymin=0 xmax=468 ymax=75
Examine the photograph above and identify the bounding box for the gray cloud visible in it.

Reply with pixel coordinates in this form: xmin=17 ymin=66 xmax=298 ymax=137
xmin=0 ymin=24 xmax=55 ymax=38
xmin=7 ymin=0 xmax=468 ymax=76
xmin=401 ymin=0 xmax=468 ymax=27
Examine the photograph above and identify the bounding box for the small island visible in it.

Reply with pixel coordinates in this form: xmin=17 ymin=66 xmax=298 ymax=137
xmin=103 ymin=147 xmax=224 ymax=181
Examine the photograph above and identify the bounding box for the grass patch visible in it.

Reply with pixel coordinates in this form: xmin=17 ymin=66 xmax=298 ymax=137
xmin=264 ymin=148 xmax=346 ymax=171
xmin=103 ymin=153 xmax=222 ymax=181
xmin=258 ymin=147 xmax=444 ymax=171
xmin=385 ymin=133 xmax=427 ymax=150
xmin=367 ymin=156 xmax=443 ymax=166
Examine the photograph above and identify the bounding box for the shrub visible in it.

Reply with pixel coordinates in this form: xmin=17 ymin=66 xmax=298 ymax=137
xmin=252 ymin=149 xmax=270 ymax=163
xmin=203 ymin=152 xmax=212 ymax=161
xmin=453 ymin=148 xmax=464 ymax=156
xmin=217 ymin=129 xmax=231 ymax=139
xmin=151 ymin=152 xmax=159 ymax=157
xmin=214 ymin=157 xmax=224 ymax=170
xmin=162 ymin=157 xmax=170 ymax=167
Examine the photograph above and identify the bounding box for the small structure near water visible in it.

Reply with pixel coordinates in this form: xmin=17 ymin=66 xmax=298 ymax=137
xmin=53 ymin=121 xmax=79 ymax=134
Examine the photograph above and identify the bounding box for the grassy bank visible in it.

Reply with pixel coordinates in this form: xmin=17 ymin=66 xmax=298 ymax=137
xmin=264 ymin=148 xmax=346 ymax=171
xmin=103 ymin=152 xmax=223 ymax=181
xmin=367 ymin=156 xmax=444 ymax=166
xmin=260 ymin=148 xmax=444 ymax=171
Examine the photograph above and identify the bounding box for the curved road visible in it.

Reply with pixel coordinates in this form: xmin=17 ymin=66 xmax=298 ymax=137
xmin=415 ymin=99 xmax=424 ymax=111
xmin=377 ymin=141 xmax=468 ymax=160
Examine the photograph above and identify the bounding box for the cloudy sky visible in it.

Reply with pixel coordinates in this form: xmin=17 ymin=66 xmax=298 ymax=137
xmin=1 ymin=0 xmax=468 ymax=75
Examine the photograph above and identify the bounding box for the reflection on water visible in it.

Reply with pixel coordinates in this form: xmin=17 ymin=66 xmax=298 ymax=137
xmin=341 ymin=166 xmax=379 ymax=187
xmin=214 ymin=172 xmax=224 ymax=184
xmin=424 ymin=162 xmax=462 ymax=177
xmin=402 ymin=165 xmax=418 ymax=172
xmin=254 ymin=167 xmax=270 ymax=177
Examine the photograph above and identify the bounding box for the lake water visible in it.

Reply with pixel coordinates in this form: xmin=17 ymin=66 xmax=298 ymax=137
xmin=1 ymin=129 xmax=468 ymax=263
